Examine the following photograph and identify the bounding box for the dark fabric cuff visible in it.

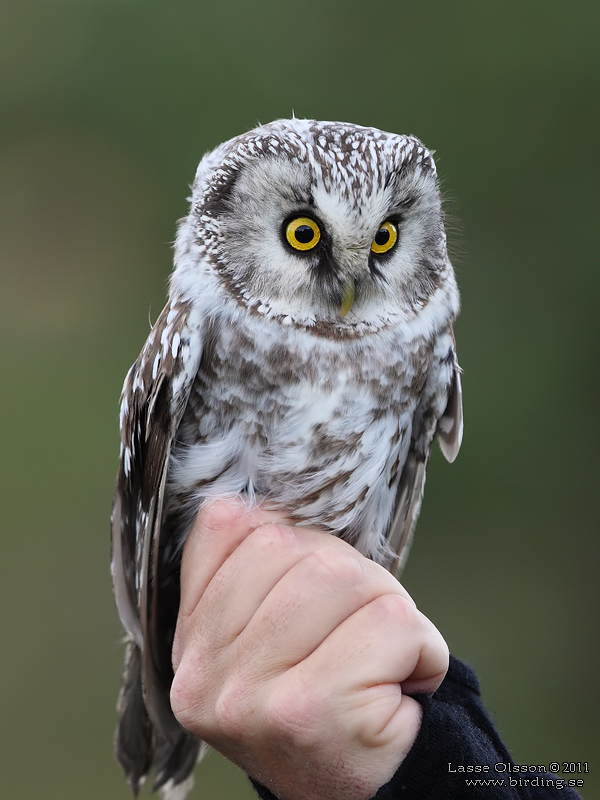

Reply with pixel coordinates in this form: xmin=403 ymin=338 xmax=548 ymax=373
xmin=250 ymin=656 xmax=582 ymax=800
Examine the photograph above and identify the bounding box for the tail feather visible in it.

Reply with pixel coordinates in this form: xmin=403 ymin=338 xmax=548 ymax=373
xmin=116 ymin=641 xmax=206 ymax=799
xmin=153 ymin=730 xmax=204 ymax=793
xmin=116 ymin=642 xmax=153 ymax=794
xmin=159 ymin=775 xmax=196 ymax=800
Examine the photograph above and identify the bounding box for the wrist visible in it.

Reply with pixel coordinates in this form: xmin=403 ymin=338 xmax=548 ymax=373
xmin=247 ymin=695 xmax=423 ymax=800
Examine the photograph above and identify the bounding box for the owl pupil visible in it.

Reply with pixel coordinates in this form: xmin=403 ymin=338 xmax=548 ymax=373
xmin=375 ymin=228 xmax=390 ymax=246
xmin=294 ymin=225 xmax=314 ymax=244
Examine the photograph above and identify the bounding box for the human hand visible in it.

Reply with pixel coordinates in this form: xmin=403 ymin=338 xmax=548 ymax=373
xmin=170 ymin=500 xmax=449 ymax=800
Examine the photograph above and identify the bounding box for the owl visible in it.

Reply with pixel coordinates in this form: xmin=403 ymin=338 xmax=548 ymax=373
xmin=111 ymin=119 xmax=463 ymax=799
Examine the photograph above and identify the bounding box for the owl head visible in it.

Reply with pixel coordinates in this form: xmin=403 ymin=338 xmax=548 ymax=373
xmin=172 ymin=119 xmax=456 ymax=333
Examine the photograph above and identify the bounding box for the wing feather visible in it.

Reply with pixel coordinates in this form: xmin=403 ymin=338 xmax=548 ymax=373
xmin=111 ymin=298 xmax=204 ymax=791
xmin=437 ymin=367 xmax=463 ymax=463
xmin=387 ymin=330 xmax=463 ymax=574
xmin=387 ymin=454 xmax=428 ymax=574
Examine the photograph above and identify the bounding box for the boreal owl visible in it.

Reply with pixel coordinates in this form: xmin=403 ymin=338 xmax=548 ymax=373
xmin=111 ymin=118 xmax=463 ymax=799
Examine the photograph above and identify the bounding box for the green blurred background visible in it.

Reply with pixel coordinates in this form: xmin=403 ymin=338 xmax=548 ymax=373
xmin=1 ymin=0 xmax=598 ymax=797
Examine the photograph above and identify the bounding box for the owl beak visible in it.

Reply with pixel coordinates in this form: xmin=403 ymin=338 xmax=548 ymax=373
xmin=340 ymin=279 xmax=355 ymax=317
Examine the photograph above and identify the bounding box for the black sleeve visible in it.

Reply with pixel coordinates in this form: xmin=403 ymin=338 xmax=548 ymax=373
xmin=251 ymin=656 xmax=582 ymax=800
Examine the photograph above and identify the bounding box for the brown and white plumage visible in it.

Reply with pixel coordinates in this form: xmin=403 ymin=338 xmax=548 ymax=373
xmin=111 ymin=119 xmax=463 ymax=799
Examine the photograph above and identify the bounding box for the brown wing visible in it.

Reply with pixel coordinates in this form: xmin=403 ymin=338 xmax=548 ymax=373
xmin=111 ymin=297 xmax=205 ymax=792
xmin=387 ymin=334 xmax=463 ymax=574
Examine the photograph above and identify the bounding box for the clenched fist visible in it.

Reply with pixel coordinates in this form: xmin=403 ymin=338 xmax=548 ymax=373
xmin=171 ymin=500 xmax=448 ymax=800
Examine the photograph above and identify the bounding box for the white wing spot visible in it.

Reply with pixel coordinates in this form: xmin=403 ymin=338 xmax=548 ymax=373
xmin=119 ymin=395 xmax=129 ymax=429
xmin=132 ymin=371 xmax=145 ymax=394
xmin=171 ymin=331 xmax=181 ymax=358
xmin=123 ymin=447 xmax=131 ymax=477
xmin=152 ymin=352 xmax=161 ymax=380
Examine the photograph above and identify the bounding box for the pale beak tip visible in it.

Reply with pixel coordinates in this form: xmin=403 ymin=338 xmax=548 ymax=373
xmin=340 ymin=279 xmax=355 ymax=318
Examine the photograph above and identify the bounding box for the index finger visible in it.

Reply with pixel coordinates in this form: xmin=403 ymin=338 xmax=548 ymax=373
xmin=178 ymin=498 xmax=286 ymax=618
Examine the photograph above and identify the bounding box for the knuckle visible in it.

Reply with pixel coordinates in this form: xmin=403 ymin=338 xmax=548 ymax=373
xmin=370 ymin=592 xmax=416 ymax=626
xmin=170 ymin=659 xmax=201 ymax=729
xmin=197 ymin=499 xmax=245 ymax=537
xmin=170 ymin=646 xmax=215 ymax=732
xmin=263 ymin=678 xmax=323 ymax=749
xmin=248 ymin=522 xmax=296 ymax=551
xmin=304 ymin=547 xmax=363 ymax=586
xmin=213 ymin=678 xmax=252 ymax=741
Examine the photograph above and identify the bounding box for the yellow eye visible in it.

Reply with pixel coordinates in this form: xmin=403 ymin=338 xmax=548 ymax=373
xmin=285 ymin=216 xmax=321 ymax=251
xmin=371 ymin=220 xmax=398 ymax=254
